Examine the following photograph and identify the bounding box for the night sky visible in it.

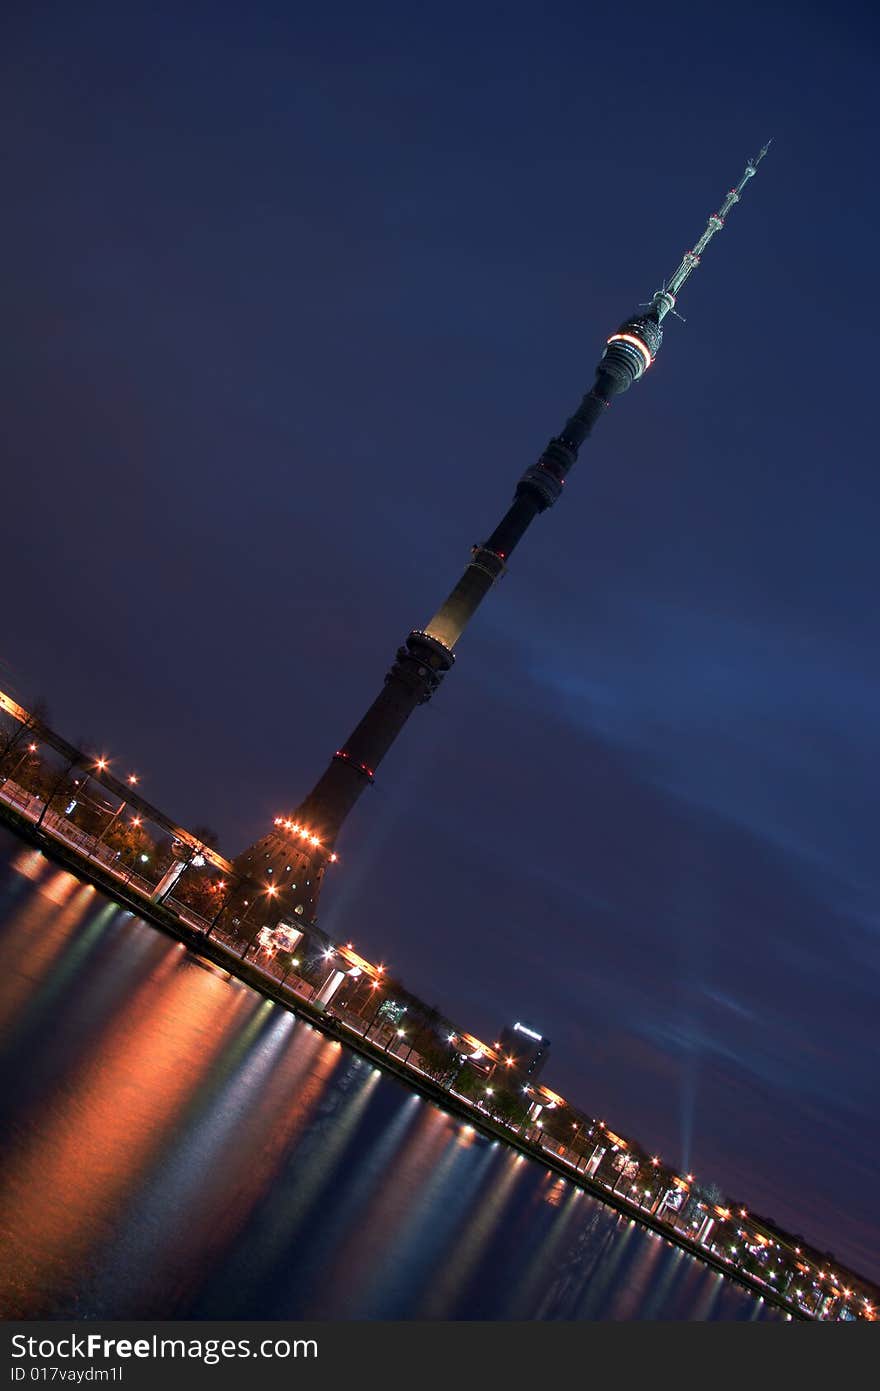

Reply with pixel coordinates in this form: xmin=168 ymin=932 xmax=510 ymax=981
xmin=2 ymin=2 xmax=879 ymax=1279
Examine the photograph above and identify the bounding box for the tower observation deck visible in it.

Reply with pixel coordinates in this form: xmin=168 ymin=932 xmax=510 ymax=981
xmin=235 ymin=144 xmax=771 ymax=921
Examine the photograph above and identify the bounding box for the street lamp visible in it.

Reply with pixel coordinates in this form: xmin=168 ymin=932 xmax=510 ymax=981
xmin=240 ymin=885 xmax=279 ymax=959
xmin=278 ymin=954 xmax=301 ymax=990
xmin=363 ymin=992 xmax=386 ymax=1040
xmin=93 ymin=771 xmax=141 ymax=847
xmin=204 ymin=876 xmax=247 ymax=940
xmin=1 ymin=740 xmax=39 ymax=788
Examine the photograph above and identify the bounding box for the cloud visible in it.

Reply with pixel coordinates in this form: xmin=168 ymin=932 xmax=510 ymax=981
xmin=492 ymin=591 xmax=880 ymax=921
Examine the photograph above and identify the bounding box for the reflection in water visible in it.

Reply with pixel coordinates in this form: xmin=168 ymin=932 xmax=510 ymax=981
xmin=0 ymin=830 xmax=780 ymax=1320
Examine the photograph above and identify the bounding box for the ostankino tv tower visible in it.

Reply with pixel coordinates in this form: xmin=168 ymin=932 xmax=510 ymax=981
xmin=236 ymin=143 xmax=772 ymax=921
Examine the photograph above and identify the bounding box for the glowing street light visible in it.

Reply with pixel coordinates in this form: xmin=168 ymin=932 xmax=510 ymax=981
xmin=382 ymin=1024 xmax=405 ymax=1054
xmin=1 ymin=740 xmax=40 ymax=786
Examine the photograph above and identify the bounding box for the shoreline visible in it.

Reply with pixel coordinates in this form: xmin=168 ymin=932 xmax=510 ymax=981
xmin=0 ymin=795 xmax=802 ymax=1322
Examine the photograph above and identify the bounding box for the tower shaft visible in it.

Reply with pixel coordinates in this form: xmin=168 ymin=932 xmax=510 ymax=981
xmin=237 ymin=147 xmax=770 ymax=917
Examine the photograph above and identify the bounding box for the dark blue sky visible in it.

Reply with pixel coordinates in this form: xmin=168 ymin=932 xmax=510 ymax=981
xmin=2 ymin=2 xmax=879 ymax=1277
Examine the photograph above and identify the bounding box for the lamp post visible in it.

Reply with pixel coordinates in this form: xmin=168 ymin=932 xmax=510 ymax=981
xmin=362 ymin=990 xmax=385 ymax=1040
xmin=204 ymin=876 xmax=247 ymax=940
xmin=0 ymin=740 xmax=38 ymax=789
xmin=402 ymin=1026 xmax=420 ymax=1065
xmin=122 ymin=844 xmax=151 ymax=888
xmin=278 ymin=953 xmax=302 ymax=991
xmin=646 ymin=1159 xmax=665 ymax=1214
xmin=611 ymin=1162 xmax=630 ymax=1196
xmin=569 ymin=1119 xmax=588 ymax=1165
xmin=92 ymin=773 xmax=139 ymax=849
xmin=308 ymin=949 xmax=337 ymax=1002
xmin=240 ymin=886 xmax=279 ymax=959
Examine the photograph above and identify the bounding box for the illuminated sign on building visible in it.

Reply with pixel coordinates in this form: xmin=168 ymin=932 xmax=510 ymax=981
xmin=514 ymin=1022 xmax=542 ymax=1041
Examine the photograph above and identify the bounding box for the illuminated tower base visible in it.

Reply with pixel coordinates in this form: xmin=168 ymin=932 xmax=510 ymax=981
xmin=232 ymin=818 xmax=335 ymax=923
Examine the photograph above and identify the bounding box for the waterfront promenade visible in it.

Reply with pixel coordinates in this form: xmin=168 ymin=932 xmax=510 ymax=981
xmin=2 ymin=762 xmax=874 ymax=1322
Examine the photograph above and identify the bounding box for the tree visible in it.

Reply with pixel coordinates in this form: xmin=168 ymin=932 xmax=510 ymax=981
xmin=33 ymin=754 xmax=87 ymax=828
xmin=190 ymin=825 xmax=220 ymax=851
xmin=538 ymin=1105 xmax=578 ymax=1145
xmin=66 ymin=784 xmax=117 ymax=838
xmin=451 ymin=1064 xmax=486 ymax=1100
xmin=102 ymin=817 xmax=156 ymax=867
xmin=487 ymin=1087 xmax=530 ymax=1129
xmin=294 ymin=941 xmax=337 ymax=987
xmin=203 ymin=874 xmax=259 ymax=944
xmin=416 ymin=1038 xmax=460 ymax=1085
xmin=333 ymin=971 xmax=377 ymax=1016
xmin=174 ymin=870 xmax=226 ymax=920
xmin=0 ymin=701 xmax=49 ymax=778
xmin=0 ymin=740 xmax=42 ymax=793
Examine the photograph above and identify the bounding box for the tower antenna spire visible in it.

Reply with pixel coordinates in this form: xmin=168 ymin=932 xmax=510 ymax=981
xmin=236 ymin=146 xmax=772 ymax=923
xmin=651 ymin=141 xmax=772 ymax=321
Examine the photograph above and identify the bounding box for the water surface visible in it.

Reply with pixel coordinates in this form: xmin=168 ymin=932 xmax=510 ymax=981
xmin=0 ymin=830 xmax=780 ymax=1320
